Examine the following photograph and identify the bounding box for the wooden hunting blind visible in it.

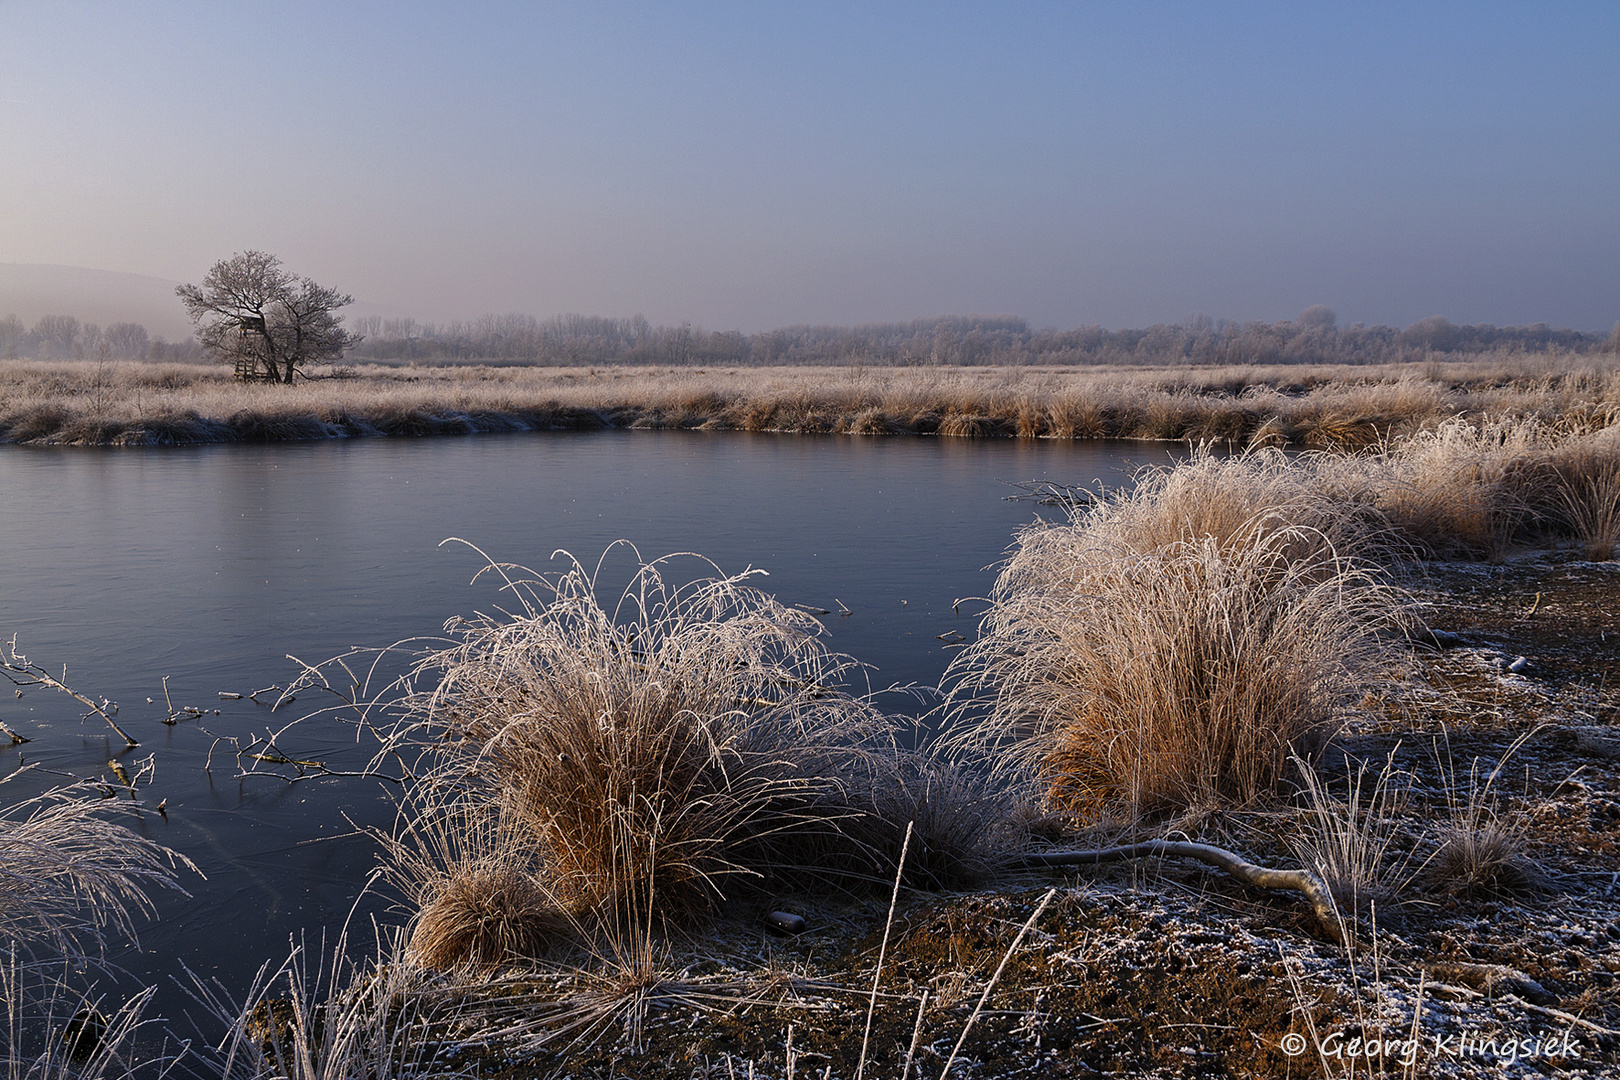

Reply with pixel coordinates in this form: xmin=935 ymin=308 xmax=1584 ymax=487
xmin=234 ymin=314 xmax=272 ymax=382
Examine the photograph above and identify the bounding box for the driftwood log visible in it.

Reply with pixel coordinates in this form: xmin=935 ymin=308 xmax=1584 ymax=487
xmin=1020 ymin=840 xmax=1346 ymax=946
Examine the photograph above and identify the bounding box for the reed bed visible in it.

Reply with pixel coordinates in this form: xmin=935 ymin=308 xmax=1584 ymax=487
xmin=2 ymin=355 xmax=1617 ymax=447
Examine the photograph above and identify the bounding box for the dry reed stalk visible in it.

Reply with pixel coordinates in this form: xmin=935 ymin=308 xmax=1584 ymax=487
xmin=856 ymin=821 xmax=912 ymax=1080
xmin=936 ymin=887 xmax=1055 ymax=1080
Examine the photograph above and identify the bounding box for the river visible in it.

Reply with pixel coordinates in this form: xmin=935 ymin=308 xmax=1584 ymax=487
xmin=0 ymin=430 xmax=1179 ymax=1014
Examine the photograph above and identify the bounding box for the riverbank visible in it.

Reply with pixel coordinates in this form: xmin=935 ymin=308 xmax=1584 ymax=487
xmin=2 ymin=355 xmax=1617 ymax=447
xmin=206 ymin=552 xmax=1620 ymax=1080
xmin=212 ymin=446 xmax=1620 ymax=1078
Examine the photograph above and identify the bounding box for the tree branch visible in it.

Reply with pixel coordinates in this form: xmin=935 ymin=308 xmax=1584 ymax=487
xmin=3 ymin=637 xmax=139 ymax=746
xmin=1020 ymin=839 xmax=1346 ymax=945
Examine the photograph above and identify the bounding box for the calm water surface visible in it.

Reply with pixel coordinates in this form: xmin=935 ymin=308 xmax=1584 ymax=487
xmin=0 ymin=431 xmax=1181 ymax=1008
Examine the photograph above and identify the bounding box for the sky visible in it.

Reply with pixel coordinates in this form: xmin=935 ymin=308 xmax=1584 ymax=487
xmin=2 ymin=1 xmax=1616 ymax=333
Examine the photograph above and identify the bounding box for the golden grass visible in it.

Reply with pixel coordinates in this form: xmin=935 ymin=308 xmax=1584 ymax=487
xmin=1550 ymin=440 xmax=1620 ymax=560
xmin=380 ymin=548 xmax=1007 ymax=970
xmin=2 ymin=354 xmax=1617 ymax=447
xmin=943 ymin=450 xmax=1411 ymax=820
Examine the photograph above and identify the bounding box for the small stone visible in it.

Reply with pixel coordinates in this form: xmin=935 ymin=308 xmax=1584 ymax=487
xmin=765 ymin=911 xmax=806 ymax=935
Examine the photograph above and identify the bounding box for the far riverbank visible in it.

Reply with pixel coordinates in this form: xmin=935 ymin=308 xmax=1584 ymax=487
xmin=1 ymin=355 xmax=1616 ymax=448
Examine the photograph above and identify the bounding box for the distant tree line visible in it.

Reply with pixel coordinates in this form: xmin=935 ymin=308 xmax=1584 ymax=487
xmin=4 ymin=306 xmax=1617 ymax=367
xmin=343 ymin=308 xmax=1618 ymax=367
xmin=0 ymin=313 xmax=201 ymax=362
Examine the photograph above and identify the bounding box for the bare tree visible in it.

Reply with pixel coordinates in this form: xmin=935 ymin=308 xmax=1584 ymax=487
xmin=177 ymin=251 xmax=361 ymax=383
xmin=104 ymin=321 xmax=150 ymax=360
xmin=1297 ymin=304 xmax=1337 ymax=330
xmin=31 ymin=314 xmax=80 ymax=360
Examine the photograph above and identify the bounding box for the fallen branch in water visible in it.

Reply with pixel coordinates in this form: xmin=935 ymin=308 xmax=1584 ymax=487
xmin=1020 ymin=839 xmax=1346 ymax=946
xmin=2 ymin=637 xmax=139 ymax=746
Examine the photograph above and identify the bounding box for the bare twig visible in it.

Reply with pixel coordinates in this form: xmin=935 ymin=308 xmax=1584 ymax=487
xmin=2 ymin=637 xmax=139 ymax=746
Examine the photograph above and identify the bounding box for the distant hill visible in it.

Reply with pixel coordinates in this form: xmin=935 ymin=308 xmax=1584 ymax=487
xmin=0 ymin=263 xmax=196 ymax=340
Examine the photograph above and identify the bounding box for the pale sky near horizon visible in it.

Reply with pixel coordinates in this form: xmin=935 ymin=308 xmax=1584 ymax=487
xmin=2 ymin=1 xmax=1616 ymax=332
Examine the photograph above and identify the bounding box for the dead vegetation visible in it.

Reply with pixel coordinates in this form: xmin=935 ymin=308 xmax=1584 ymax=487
xmin=378 ymin=547 xmax=1009 ymax=973
xmin=1 ymin=355 xmax=1618 ymax=448
xmin=0 ymin=772 xmax=194 ymax=1080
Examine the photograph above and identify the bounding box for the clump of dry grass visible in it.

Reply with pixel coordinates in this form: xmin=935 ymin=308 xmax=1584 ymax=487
xmin=944 ymin=453 xmax=1408 ymax=820
xmin=1083 ymin=445 xmax=1393 ymax=566
xmin=1427 ymin=816 xmax=1543 ymax=899
xmin=387 ymin=547 xmax=1004 ymax=969
xmin=409 ymin=861 xmax=567 ymax=972
xmin=1422 ymin=732 xmax=1544 ymax=898
xmin=0 ymin=772 xmax=194 ymax=960
xmin=1548 ymin=440 xmax=1620 ymax=559
xmin=1288 ymin=751 xmax=1416 ymax=918
xmin=1363 ymin=416 xmax=1547 ymax=559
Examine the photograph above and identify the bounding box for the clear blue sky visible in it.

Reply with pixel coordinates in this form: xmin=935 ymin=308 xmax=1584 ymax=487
xmin=2 ymin=1 xmax=1615 ymax=331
